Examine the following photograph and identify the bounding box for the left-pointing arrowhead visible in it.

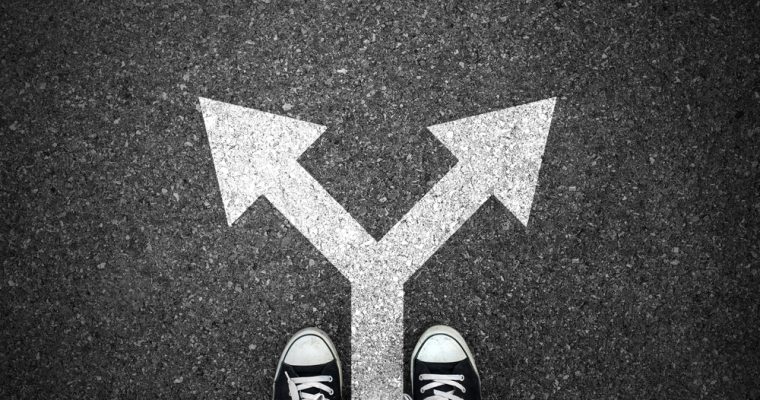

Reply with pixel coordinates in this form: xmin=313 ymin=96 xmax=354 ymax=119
xmin=198 ymin=97 xmax=326 ymax=226
xmin=427 ymin=98 xmax=556 ymax=226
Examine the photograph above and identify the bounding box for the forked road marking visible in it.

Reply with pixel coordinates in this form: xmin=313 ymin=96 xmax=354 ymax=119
xmin=199 ymin=97 xmax=556 ymax=399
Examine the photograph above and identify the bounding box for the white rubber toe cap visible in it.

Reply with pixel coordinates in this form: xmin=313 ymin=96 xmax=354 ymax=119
xmin=410 ymin=325 xmax=480 ymax=387
xmin=416 ymin=333 xmax=467 ymax=363
xmin=283 ymin=333 xmax=335 ymax=366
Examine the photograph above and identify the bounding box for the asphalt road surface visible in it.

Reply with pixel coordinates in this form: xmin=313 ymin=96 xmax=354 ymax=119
xmin=1 ymin=1 xmax=759 ymax=399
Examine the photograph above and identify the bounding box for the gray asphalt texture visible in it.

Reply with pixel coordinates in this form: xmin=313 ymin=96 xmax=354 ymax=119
xmin=1 ymin=1 xmax=759 ymax=399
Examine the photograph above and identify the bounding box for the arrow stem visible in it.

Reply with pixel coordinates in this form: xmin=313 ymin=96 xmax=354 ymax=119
xmin=378 ymin=162 xmax=492 ymax=280
xmin=264 ymin=160 xmax=375 ymax=280
xmin=350 ymin=280 xmax=404 ymax=400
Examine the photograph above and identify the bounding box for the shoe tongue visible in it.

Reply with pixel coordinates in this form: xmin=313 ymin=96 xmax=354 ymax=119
xmin=288 ymin=363 xmax=326 ymax=377
xmin=420 ymin=360 xmax=461 ymax=375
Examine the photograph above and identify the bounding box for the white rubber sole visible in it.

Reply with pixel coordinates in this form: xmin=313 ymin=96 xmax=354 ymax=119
xmin=273 ymin=327 xmax=343 ymax=400
xmin=410 ymin=325 xmax=480 ymax=384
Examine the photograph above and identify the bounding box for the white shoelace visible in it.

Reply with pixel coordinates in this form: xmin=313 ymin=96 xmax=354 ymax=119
xmin=412 ymin=373 xmax=467 ymax=400
xmin=285 ymin=372 xmax=334 ymax=400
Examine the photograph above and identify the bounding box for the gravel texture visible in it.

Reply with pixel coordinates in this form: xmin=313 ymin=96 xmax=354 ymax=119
xmin=1 ymin=1 xmax=759 ymax=399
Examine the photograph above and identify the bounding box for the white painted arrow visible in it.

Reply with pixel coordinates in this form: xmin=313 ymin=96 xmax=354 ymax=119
xmin=199 ymin=97 xmax=556 ymax=400
xmin=199 ymin=97 xmax=374 ymax=277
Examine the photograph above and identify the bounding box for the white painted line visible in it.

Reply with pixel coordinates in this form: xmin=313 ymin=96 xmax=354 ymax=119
xmin=199 ymin=97 xmax=556 ymax=399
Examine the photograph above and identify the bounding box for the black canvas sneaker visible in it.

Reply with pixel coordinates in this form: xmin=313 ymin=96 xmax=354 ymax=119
xmin=406 ymin=325 xmax=481 ymax=400
xmin=273 ymin=327 xmax=343 ymax=400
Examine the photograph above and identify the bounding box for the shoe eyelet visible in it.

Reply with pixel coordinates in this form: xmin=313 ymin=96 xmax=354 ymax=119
xmin=420 ymin=388 xmax=425 ymax=393
xmin=459 ymin=375 xmax=465 ymax=381
xmin=329 ymin=389 xmax=334 ymax=395
xmin=418 ymin=376 xmax=423 ymax=381
xmin=462 ymin=388 xmax=467 ymax=393
xmin=328 ymin=376 xmax=333 ymax=382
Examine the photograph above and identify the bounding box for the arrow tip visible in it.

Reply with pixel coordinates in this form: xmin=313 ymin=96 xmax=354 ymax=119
xmin=428 ymin=97 xmax=557 ymax=227
xmin=494 ymin=97 xmax=556 ymax=227
xmin=198 ymin=98 xmax=327 ymax=226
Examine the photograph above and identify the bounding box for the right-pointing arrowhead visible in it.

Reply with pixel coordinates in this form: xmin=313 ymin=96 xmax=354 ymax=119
xmin=427 ymin=98 xmax=556 ymax=227
xmin=198 ymin=97 xmax=327 ymax=226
